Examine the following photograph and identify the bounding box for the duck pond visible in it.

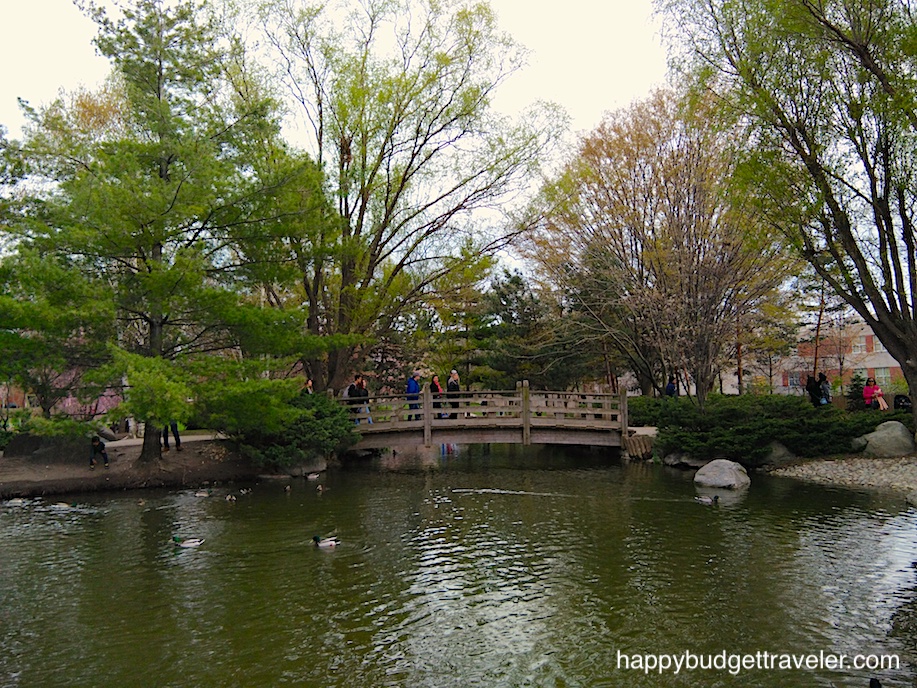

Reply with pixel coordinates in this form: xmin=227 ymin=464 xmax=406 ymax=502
xmin=1 ymin=444 xmax=915 ymax=687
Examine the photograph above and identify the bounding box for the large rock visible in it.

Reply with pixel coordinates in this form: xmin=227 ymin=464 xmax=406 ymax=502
xmin=693 ymin=459 xmax=751 ymax=490
xmin=761 ymin=441 xmax=796 ymax=468
xmin=860 ymin=421 xmax=916 ymax=458
xmin=663 ymin=452 xmax=708 ymax=469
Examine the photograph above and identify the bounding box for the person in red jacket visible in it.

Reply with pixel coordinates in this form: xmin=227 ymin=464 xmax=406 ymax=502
xmin=863 ymin=377 xmax=887 ymax=410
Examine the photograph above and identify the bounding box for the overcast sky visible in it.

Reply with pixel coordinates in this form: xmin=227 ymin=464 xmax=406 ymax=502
xmin=0 ymin=0 xmax=669 ymax=139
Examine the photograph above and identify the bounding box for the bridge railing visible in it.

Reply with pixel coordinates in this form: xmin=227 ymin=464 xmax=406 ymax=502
xmin=338 ymin=380 xmax=627 ymax=445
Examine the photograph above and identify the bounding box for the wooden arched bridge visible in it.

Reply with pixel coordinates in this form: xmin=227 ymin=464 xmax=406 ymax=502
xmin=341 ymin=381 xmax=628 ymax=450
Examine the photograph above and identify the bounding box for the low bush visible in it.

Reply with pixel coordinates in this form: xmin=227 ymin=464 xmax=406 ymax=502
xmin=239 ymin=392 xmax=359 ymax=469
xmin=630 ymin=393 xmax=913 ymax=467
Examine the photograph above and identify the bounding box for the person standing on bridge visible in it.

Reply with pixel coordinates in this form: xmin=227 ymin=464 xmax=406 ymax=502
xmin=406 ymin=371 xmax=422 ymax=421
xmin=431 ymin=374 xmax=445 ymax=418
xmin=447 ymin=369 xmax=461 ymax=419
xmin=355 ymin=376 xmax=372 ymax=423
xmin=346 ymin=374 xmax=364 ymax=423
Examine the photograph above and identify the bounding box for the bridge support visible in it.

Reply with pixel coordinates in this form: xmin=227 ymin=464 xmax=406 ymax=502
xmin=423 ymin=383 xmax=433 ymax=446
xmin=519 ymin=380 xmax=531 ymax=445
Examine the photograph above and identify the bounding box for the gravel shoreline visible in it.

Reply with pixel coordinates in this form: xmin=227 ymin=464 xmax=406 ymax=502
xmin=771 ymin=455 xmax=917 ymax=494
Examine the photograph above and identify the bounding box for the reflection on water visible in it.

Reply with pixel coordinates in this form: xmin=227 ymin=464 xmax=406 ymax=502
xmin=1 ymin=445 xmax=916 ymax=687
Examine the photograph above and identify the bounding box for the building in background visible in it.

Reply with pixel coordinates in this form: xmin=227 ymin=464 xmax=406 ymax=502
xmin=779 ymin=321 xmax=905 ymax=396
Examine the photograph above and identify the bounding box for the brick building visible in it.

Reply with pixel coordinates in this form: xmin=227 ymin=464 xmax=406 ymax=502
xmin=777 ymin=321 xmax=906 ymax=396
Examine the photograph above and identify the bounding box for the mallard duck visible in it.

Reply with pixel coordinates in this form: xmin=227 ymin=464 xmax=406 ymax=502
xmin=306 ymin=472 xmax=321 ymax=481
xmin=284 ymin=484 xmax=292 ymax=493
xmin=694 ymin=495 xmax=719 ymax=505
xmin=225 ymin=494 xmax=236 ymax=502
xmin=172 ymin=536 xmax=205 ymax=548
xmin=312 ymin=535 xmax=339 ymax=548
xmin=239 ymin=488 xmax=252 ymax=495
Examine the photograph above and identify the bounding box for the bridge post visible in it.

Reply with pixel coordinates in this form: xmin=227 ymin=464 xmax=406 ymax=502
xmin=520 ymin=380 xmax=531 ymax=445
xmin=618 ymin=385 xmax=628 ymax=437
xmin=423 ymin=382 xmax=432 ymax=447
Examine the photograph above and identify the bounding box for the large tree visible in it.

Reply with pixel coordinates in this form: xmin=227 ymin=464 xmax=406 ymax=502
xmin=528 ymin=90 xmax=788 ymax=408
xmin=474 ymin=270 xmax=598 ymax=390
xmin=659 ymin=0 xmax=917 ymax=423
xmin=256 ymin=0 xmax=561 ymax=391
xmin=3 ymin=0 xmax=328 ymax=458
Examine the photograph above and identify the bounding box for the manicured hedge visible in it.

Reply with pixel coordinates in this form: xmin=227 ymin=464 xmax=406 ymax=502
xmin=628 ymin=394 xmax=914 ymax=467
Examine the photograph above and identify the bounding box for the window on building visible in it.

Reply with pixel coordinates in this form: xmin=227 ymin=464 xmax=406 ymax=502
xmin=851 ymin=338 xmax=867 ymax=354
xmin=788 ymin=372 xmax=802 ymax=388
xmin=874 ymin=339 xmax=886 ymax=352
xmin=875 ymin=368 xmax=892 ymax=388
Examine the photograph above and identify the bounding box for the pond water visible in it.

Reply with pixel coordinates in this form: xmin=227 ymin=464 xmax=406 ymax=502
xmin=1 ymin=445 xmax=916 ymax=687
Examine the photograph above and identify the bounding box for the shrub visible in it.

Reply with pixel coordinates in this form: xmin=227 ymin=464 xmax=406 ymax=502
xmin=846 ymin=372 xmax=867 ymax=411
xmin=639 ymin=393 xmax=913 ymax=468
xmin=628 ymin=395 xmax=680 ymax=428
xmin=239 ymin=392 xmax=358 ymax=469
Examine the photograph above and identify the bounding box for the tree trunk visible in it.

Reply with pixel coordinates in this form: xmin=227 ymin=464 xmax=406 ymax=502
xmin=902 ymin=364 xmax=917 ymax=442
xmin=812 ymin=285 xmax=825 ymax=377
xmin=736 ymin=316 xmax=744 ymax=394
xmin=140 ymin=424 xmax=161 ymax=462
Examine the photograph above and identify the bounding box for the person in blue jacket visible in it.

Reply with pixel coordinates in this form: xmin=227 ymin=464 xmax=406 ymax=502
xmin=665 ymin=375 xmax=677 ymax=398
xmin=406 ymin=370 xmax=422 ymax=421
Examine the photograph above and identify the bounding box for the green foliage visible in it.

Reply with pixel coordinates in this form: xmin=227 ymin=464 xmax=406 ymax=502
xmin=628 ymin=395 xmax=682 ymax=428
xmin=238 ymin=392 xmax=358 ymax=469
xmin=100 ymin=350 xmax=194 ymax=427
xmin=15 ymin=416 xmax=97 ymax=439
xmin=193 ymin=375 xmax=303 ymax=439
xmin=633 ymin=394 xmax=913 ymax=467
xmin=474 ymin=270 xmax=599 ymax=390
xmin=846 ymin=372 xmax=867 ymax=412
xmin=0 ymin=249 xmax=115 ymax=416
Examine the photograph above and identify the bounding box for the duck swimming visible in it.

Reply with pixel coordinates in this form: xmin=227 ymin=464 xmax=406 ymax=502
xmin=694 ymin=495 xmax=719 ymax=505
xmin=172 ymin=536 xmax=205 ymax=548
xmin=312 ymin=535 xmax=339 ymax=548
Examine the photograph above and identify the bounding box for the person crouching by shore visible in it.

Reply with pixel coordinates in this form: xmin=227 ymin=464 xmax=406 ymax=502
xmin=89 ymin=436 xmax=109 ymax=470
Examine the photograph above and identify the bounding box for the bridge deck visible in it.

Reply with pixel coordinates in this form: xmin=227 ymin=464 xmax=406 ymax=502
xmin=341 ymin=382 xmax=627 ymax=449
